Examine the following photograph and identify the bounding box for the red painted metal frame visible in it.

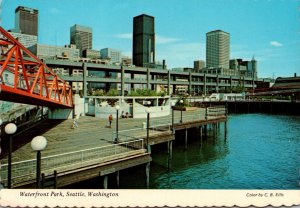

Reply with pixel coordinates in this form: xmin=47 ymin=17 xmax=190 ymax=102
xmin=0 ymin=27 xmax=73 ymax=108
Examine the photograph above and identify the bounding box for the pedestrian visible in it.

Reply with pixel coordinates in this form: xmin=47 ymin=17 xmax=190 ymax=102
xmin=108 ymin=114 xmax=113 ymax=128
xmin=125 ymin=112 xmax=129 ymax=119
xmin=72 ymin=118 xmax=78 ymax=129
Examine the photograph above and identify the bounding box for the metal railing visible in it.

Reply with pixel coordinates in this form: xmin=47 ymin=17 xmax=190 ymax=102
xmin=0 ymin=139 xmax=144 ymax=187
xmin=112 ymin=123 xmax=172 ymax=143
xmin=207 ymin=106 xmax=226 ymax=118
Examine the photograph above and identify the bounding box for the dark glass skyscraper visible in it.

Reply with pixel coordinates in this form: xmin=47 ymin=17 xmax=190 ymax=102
xmin=132 ymin=14 xmax=155 ymax=67
xmin=15 ymin=6 xmax=38 ymax=36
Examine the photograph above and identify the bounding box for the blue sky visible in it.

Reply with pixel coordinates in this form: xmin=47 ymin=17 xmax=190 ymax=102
xmin=1 ymin=0 xmax=299 ymax=78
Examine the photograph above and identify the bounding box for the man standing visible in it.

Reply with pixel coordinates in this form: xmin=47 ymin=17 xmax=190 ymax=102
xmin=108 ymin=114 xmax=113 ymax=128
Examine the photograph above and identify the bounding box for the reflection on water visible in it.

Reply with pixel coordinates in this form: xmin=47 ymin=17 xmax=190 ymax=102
xmin=67 ymin=114 xmax=300 ymax=189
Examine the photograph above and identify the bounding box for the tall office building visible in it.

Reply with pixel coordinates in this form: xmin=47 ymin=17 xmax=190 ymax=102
xmin=133 ymin=14 xmax=155 ymax=67
xmin=206 ymin=30 xmax=230 ymax=69
xmin=70 ymin=24 xmax=92 ymax=56
xmin=100 ymin=48 xmax=122 ymax=64
xmin=15 ymin=6 xmax=38 ymax=36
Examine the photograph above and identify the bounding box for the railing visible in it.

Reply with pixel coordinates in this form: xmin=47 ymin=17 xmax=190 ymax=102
xmin=207 ymin=106 xmax=226 ymax=118
xmin=112 ymin=124 xmax=172 ymax=143
xmin=0 ymin=139 xmax=144 ymax=187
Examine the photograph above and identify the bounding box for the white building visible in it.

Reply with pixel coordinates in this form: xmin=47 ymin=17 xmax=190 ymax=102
xmin=100 ymin=48 xmax=122 ymax=64
xmin=28 ymin=44 xmax=79 ymax=61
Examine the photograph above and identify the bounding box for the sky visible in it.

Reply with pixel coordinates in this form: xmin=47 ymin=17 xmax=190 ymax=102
xmin=1 ymin=0 xmax=299 ymax=78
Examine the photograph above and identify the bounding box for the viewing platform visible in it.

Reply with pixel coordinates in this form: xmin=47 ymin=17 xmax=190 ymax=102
xmin=0 ymin=106 xmax=227 ymax=188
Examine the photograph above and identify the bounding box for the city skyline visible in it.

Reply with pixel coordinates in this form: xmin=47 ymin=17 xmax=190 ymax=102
xmin=1 ymin=0 xmax=299 ymax=78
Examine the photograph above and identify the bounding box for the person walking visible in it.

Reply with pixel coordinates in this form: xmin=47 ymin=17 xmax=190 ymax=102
xmin=108 ymin=114 xmax=113 ymax=128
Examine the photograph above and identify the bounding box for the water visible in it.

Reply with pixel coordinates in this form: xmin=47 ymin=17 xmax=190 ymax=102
xmin=68 ymin=114 xmax=300 ymax=189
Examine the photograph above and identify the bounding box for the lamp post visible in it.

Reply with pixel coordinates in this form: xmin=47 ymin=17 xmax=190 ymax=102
xmin=5 ymin=123 xmax=17 ymax=189
xmin=146 ymin=107 xmax=151 ymax=153
xmin=115 ymin=105 xmax=120 ymax=143
xmin=31 ymin=136 xmax=47 ymax=188
xmin=179 ymin=99 xmax=183 ymax=123
xmin=171 ymin=101 xmax=175 ymax=133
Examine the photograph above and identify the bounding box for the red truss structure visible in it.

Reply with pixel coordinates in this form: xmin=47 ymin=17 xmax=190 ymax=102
xmin=0 ymin=27 xmax=73 ymax=108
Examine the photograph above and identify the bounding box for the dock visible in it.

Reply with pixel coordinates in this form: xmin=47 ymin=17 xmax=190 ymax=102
xmin=0 ymin=106 xmax=227 ymax=188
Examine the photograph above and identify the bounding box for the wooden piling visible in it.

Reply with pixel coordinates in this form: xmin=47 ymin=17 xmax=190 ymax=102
xmin=185 ymin=128 xmax=188 ymax=149
xmin=146 ymin=162 xmax=150 ymax=189
xmin=116 ymin=171 xmax=120 ymax=188
xmin=103 ymin=175 xmax=108 ymax=189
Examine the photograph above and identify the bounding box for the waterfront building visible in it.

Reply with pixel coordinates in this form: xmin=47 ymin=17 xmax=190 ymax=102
xmin=8 ymin=32 xmax=37 ymax=49
xmin=15 ymin=6 xmax=38 ymax=36
xmin=206 ymin=30 xmax=230 ymax=69
xmin=100 ymin=48 xmax=122 ymax=64
xmin=133 ymin=14 xmax=155 ymax=67
xmin=121 ymin=56 xmax=132 ymax=66
xmin=230 ymin=57 xmax=258 ymax=78
xmin=70 ymin=24 xmax=92 ymax=56
xmin=82 ymin=49 xmax=100 ymax=60
xmin=28 ymin=44 xmax=79 ymax=61
xmin=194 ymin=60 xmax=205 ymax=71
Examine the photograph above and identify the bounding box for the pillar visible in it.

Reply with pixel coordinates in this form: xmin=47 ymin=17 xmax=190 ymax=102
xmin=203 ymin=74 xmax=207 ymax=96
xmin=185 ymin=128 xmax=188 ymax=149
xmin=230 ymin=76 xmax=233 ymax=93
xmin=199 ymin=126 xmax=203 ymax=146
xmin=216 ymin=75 xmax=219 ymax=93
xmin=116 ymin=171 xmax=120 ymax=188
xmin=121 ymin=66 xmax=125 ymax=97
xmin=83 ymin=63 xmax=87 ymax=97
xmin=167 ymin=70 xmax=171 ymax=95
xmin=146 ymin=162 xmax=150 ymax=188
xmin=189 ymin=72 xmax=192 ymax=95
xmin=103 ymin=175 xmax=108 ymax=189
xmin=204 ymin=125 xmax=207 ymax=139
xmin=54 ymin=170 xmax=57 ymax=189
xmin=224 ymin=121 xmax=227 ymax=141
xmin=131 ymin=73 xmax=134 ymax=90
xmin=168 ymin=141 xmax=173 ymax=159
xmin=147 ymin=68 xmax=151 ymax=90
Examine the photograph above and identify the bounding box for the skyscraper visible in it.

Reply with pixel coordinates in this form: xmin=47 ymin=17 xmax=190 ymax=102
xmin=70 ymin=24 xmax=92 ymax=56
xmin=206 ymin=30 xmax=230 ymax=69
xmin=15 ymin=6 xmax=38 ymax=36
xmin=133 ymin=14 xmax=155 ymax=67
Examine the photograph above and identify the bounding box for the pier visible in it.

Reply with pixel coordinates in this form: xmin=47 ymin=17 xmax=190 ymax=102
xmin=0 ymin=106 xmax=227 ymax=188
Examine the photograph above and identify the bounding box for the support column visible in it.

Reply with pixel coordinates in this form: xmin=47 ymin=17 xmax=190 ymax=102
xmin=216 ymin=75 xmax=219 ymax=93
xmin=116 ymin=171 xmax=120 ymax=188
xmin=167 ymin=70 xmax=171 ymax=95
xmin=146 ymin=162 xmax=150 ymax=189
xmin=204 ymin=125 xmax=207 ymax=139
xmin=189 ymin=72 xmax=192 ymax=95
xmin=185 ymin=128 xmax=188 ymax=149
xmin=54 ymin=170 xmax=57 ymax=189
xmin=103 ymin=175 xmax=108 ymax=189
xmin=121 ymin=66 xmax=125 ymax=97
xmin=203 ymin=74 xmax=207 ymax=96
xmin=83 ymin=63 xmax=87 ymax=97
xmin=147 ymin=68 xmax=150 ymax=90
xmin=224 ymin=121 xmax=227 ymax=141
xmin=230 ymin=76 xmax=233 ymax=93
xmin=131 ymin=73 xmax=134 ymax=90
xmin=199 ymin=126 xmax=203 ymax=146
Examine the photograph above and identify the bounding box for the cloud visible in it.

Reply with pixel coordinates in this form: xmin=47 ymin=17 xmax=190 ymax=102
xmin=270 ymin=41 xmax=283 ymax=47
xmin=50 ymin=8 xmax=60 ymax=14
xmin=115 ymin=33 xmax=180 ymax=44
xmin=156 ymin=35 xmax=181 ymax=44
xmin=115 ymin=33 xmax=132 ymax=39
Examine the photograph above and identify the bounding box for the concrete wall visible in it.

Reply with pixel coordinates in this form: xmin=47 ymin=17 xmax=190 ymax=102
xmin=48 ymin=108 xmax=73 ymax=119
xmin=133 ymin=100 xmax=170 ymax=118
xmin=95 ymin=100 xmax=130 ymax=119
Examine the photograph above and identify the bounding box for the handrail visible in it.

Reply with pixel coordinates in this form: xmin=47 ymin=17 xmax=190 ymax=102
xmin=0 ymin=138 xmax=144 ymax=186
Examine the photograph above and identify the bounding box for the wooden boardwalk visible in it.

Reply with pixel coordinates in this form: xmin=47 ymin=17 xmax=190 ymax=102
xmin=0 ymin=107 xmax=226 ymax=188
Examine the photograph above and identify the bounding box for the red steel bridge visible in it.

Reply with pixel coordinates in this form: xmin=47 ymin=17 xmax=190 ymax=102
xmin=0 ymin=27 xmax=73 ymax=108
